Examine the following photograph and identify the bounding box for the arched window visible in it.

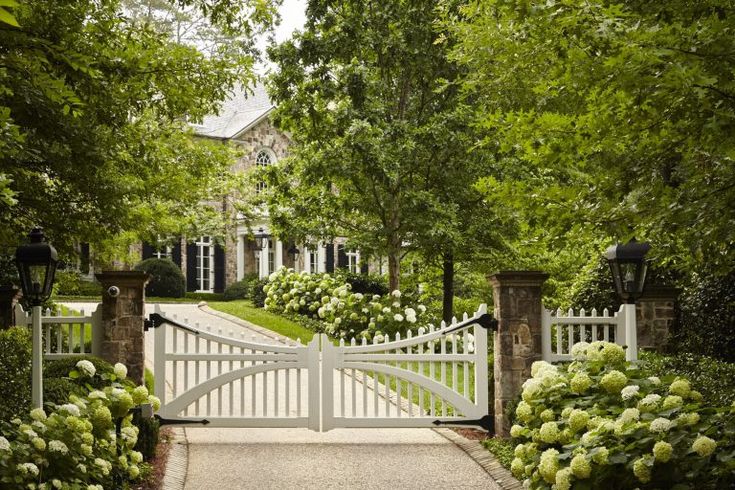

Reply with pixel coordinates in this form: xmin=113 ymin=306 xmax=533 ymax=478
xmin=255 ymin=148 xmax=274 ymax=192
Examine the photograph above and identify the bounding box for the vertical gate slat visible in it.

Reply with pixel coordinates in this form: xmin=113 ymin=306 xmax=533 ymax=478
xmin=463 ymin=329 xmax=469 ymax=399
xmin=440 ymin=326 xmax=447 ymax=417
xmin=251 ymin=336 xmax=256 ymax=416
xmin=339 ymin=339 xmax=345 ymax=417
xmin=395 ymin=332 xmax=401 ymax=418
xmin=361 ymin=337 xmax=368 ymax=417
xmin=172 ymin=327 xmax=178 ymax=399
xmin=429 ymin=324 xmax=436 ymax=416
xmin=183 ymin=331 xmax=189 ymax=416
xmin=229 ymin=331 xmax=234 ymax=417
xmin=217 ymin=328 xmax=223 ymax=417
xmin=206 ymin=329 xmax=212 ymax=415
xmin=406 ymin=331 xmax=413 ymax=418
xmin=195 ymin=323 xmax=201 ymax=416
xmin=350 ymin=338 xmax=357 ymax=417
xmin=417 ymin=327 xmax=425 ymax=416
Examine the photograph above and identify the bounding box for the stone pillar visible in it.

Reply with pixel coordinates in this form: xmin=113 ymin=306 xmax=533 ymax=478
xmin=489 ymin=271 xmax=549 ymax=437
xmin=0 ymin=286 xmax=22 ymax=330
xmin=95 ymin=271 xmax=149 ymax=385
xmin=636 ymin=286 xmax=679 ymax=352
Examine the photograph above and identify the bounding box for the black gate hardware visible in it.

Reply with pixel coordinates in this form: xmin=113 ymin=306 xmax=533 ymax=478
xmin=442 ymin=313 xmax=498 ymax=335
xmin=155 ymin=414 xmax=211 ymax=426
xmin=144 ymin=312 xmax=200 ymax=334
xmin=432 ymin=415 xmax=493 ymax=432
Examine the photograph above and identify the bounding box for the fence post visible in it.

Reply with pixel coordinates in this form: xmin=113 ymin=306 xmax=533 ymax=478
xmin=95 ymin=271 xmax=149 ymax=385
xmin=623 ymin=304 xmax=637 ymax=361
xmin=488 ymin=271 xmax=549 ymax=437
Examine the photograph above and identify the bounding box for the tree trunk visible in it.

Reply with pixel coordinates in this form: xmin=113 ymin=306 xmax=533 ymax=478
xmin=388 ymin=252 xmax=400 ymax=292
xmin=442 ymin=251 xmax=454 ymax=323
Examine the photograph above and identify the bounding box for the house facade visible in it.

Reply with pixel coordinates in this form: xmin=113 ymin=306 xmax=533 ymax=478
xmin=139 ymin=85 xmax=368 ymax=294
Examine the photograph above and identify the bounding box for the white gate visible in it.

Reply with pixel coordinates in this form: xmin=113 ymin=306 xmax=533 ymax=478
xmin=153 ymin=304 xmax=491 ymax=432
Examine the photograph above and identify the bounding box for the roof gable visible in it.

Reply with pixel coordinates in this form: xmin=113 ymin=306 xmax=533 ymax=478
xmin=191 ymin=84 xmax=274 ymax=140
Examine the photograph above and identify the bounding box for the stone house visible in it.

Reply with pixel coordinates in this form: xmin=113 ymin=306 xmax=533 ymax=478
xmin=139 ymin=85 xmax=368 ymax=293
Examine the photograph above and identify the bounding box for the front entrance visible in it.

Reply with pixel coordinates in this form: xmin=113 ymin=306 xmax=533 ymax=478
xmin=152 ymin=305 xmax=491 ymax=432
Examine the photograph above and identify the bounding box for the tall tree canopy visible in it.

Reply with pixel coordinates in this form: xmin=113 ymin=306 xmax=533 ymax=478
xmin=266 ymin=0 xmax=508 ymax=294
xmin=0 ymin=0 xmax=276 ymax=261
xmin=444 ymin=0 xmax=735 ymax=276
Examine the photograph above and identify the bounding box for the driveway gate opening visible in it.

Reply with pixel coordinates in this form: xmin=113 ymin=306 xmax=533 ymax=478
xmin=152 ymin=304 xmax=492 ymax=432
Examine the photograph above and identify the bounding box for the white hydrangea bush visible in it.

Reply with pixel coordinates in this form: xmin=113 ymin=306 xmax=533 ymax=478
xmin=510 ymin=341 xmax=735 ymax=489
xmin=0 ymin=360 xmax=159 ymax=488
xmin=263 ymin=268 xmax=431 ymax=339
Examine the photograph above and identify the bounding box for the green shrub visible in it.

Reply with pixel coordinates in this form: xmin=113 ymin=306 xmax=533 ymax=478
xmin=43 ymin=377 xmax=86 ymax=406
xmin=223 ymin=274 xmax=258 ymax=301
xmin=44 ymin=355 xmax=135 ymax=391
xmin=510 ymin=341 xmax=735 ymax=489
xmin=54 ymin=270 xmax=102 ymax=297
xmin=642 ymin=351 xmax=735 ymax=407
xmin=0 ymin=327 xmax=32 ymax=422
xmin=483 ymin=438 xmax=514 ymax=470
xmin=670 ymin=269 xmax=735 ymax=362
xmin=133 ymin=412 xmax=160 ymax=462
xmin=184 ymin=291 xmax=225 ymax=301
xmin=250 ymin=277 xmax=269 ymax=307
xmin=134 ymin=258 xmax=185 ymax=298
xmin=336 ymin=271 xmax=389 ymax=296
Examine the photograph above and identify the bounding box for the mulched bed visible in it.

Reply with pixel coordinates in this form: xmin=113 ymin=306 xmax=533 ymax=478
xmin=132 ymin=427 xmax=174 ymax=490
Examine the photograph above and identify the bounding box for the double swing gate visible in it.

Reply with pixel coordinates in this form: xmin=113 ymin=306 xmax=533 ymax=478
xmin=152 ymin=304 xmax=492 ymax=432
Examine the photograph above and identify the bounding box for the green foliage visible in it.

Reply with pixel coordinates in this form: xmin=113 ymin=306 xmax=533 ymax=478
xmin=670 ymin=269 xmax=735 ymax=362
xmin=43 ymin=377 xmax=86 ymax=407
xmin=0 ymin=327 xmax=32 ymax=422
xmin=510 ymin=343 xmax=735 ymax=489
xmin=184 ymin=292 xmax=225 ymax=302
xmin=133 ymin=414 xmax=160 ymax=462
xmin=44 ymin=355 xmax=135 ymax=391
xmin=134 ymin=258 xmax=186 ymax=298
xmin=444 ymin=0 xmax=735 ymax=276
xmin=642 ymin=351 xmax=735 ymax=407
xmin=335 ymin=271 xmax=388 ymax=297
xmin=223 ymin=273 xmax=259 ymax=301
xmin=249 ymin=277 xmax=269 ymax=307
xmin=0 ymin=0 xmax=274 ymax=261
xmin=483 ymin=437 xmax=514 ymax=470
xmin=53 ymin=270 xmax=102 ymax=297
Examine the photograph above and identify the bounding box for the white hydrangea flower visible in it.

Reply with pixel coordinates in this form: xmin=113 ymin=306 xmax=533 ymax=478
xmin=30 ymin=408 xmax=46 ymax=421
xmin=418 ymin=304 xmax=426 ymax=313
xmin=0 ymin=436 xmax=10 ymax=451
xmin=48 ymin=440 xmax=69 ymax=454
xmin=392 ymin=301 xmax=401 ymax=308
xmin=59 ymin=404 xmax=80 ymax=417
xmin=649 ymin=417 xmax=672 ymax=433
xmin=394 ymin=314 xmax=404 ymax=322
xmin=404 ymin=308 xmax=416 ymax=317
xmin=621 ymin=385 xmax=640 ymax=400
xmin=17 ymin=463 xmax=39 ymax=477
xmin=114 ymin=363 xmax=128 ymax=379
xmin=391 ymin=290 xmax=401 ymax=298
xmin=76 ymin=359 xmax=96 ymax=377
xmin=570 ymin=342 xmax=590 ymax=359
xmin=88 ymin=390 xmax=107 ymax=400
xmin=382 ymin=307 xmax=391 ymax=314
xmin=648 ymin=376 xmax=661 ymax=385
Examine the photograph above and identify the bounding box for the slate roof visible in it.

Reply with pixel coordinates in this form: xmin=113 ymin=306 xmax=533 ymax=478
xmin=191 ymin=84 xmax=274 ymax=140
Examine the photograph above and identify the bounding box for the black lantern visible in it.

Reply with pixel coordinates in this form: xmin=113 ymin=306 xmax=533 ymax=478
xmin=15 ymin=228 xmax=59 ymax=306
xmin=287 ymin=244 xmax=300 ymax=259
xmin=253 ymin=227 xmax=269 ymax=249
xmin=605 ymin=238 xmax=651 ymax=304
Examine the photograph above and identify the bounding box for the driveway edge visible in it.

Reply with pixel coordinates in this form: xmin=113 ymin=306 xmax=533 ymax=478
xmin=433 ymin=428 xmax=523 ymax=490
xmin=161 ymin=428 xmax=188 ymax=490
xmin=198 ymin=303 xmax=298 ymax=345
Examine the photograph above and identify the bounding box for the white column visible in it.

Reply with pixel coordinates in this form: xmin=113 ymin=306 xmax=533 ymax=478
xmin=275 ymin=239 xmax=283 ymax=270
xmin=304 ymin=247 xmax=311 ymax=274
xmin=260 ymin=240 xmax=269 ymax=279
xmin=624 ymin=303 xmax=638 ymax=362
xmin=317 ymin=243 xmax=326 ymax=273
xmin=236 ymin=235 xmax=245 ymax=281
xmin=32 ymin=305 xmax=43 ymax=409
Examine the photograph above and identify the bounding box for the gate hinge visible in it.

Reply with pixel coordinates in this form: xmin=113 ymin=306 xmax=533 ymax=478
xmin=155 ymin=414 xmax=210 ymax=426
xmin=432 ymin=415 xmax=493 ymax=432
xmin=144 ymin=312 xmax=199 ymax=334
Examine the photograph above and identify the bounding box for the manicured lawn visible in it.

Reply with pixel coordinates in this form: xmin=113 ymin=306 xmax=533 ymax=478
xmin=208 ymin=300 xmax=316 ymax=342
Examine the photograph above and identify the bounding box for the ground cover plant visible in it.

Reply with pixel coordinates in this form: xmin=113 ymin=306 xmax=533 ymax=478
xmin=509 ymin=342 xmax=735 ymax=489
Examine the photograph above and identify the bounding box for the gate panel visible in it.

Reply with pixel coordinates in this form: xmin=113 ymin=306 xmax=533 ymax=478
xmin=321 ymin=305 xmax=489 ymax=431
xmin=154 ymin=305 xmax=319 ymax=429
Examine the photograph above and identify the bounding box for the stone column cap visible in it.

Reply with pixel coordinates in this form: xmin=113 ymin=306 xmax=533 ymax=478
xmin=95 ymin=270 xmax=150 ymax=287
xmin=488 ymin=271 xmax=550 ymax=287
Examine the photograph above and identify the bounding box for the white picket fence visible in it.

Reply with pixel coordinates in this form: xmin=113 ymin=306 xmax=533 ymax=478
xmin=154 ymin=304 xmax=490 ymax=431
xmin=14 ymin=303 xmax=104 ymax=358
xmin=541 ymin=303 xmax=637 ymax=363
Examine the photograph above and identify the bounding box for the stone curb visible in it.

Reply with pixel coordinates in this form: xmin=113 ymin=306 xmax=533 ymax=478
xmin=433 ymin=428 xmax=523 ymax=490
xmin=161 ymin=427 xmax=188 ymax=490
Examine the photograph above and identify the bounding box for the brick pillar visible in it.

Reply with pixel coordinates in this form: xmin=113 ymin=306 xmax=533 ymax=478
xmin=0 ymin=286 xmax=22 ymax=330
xmin=636 ymin=286 xmax=679 ymax=352
xmin=95 ymin=271 xmax=149 ymax=385
xmin=489 ymin=271 xmax=549 ymax=437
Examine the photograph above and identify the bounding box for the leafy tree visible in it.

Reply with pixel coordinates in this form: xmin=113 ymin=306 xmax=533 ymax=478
xmin=266 ymin=0 xmax=509 ymax=305
xmin=0 ymin=0 xmax=276 ymax=263
xmin=444 ymin=0 xmax=735 ymax=277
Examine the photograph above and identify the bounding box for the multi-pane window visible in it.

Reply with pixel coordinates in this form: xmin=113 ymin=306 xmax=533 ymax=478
xmin=154 ymin=246 xmax=172 ymax=259
xmin=267 ymin=239 xmax=275 ymax=274
xmin=255 ymin=149 xmax=273 ymax=193
xmin=346 ymin=250 xmax=360 ymax=274
xmin=309 ymin=248 xmax=318 ymax=273
xmin=196 ymin=236 xmax=214 ymax=292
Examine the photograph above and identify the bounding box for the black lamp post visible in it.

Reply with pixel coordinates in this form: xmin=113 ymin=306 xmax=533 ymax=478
xmin=15 ymin=227 xmax=58 ymax=408
xmin=254 ymin=227 xmax=269 ymax=249
xmin=287 ymin=244 xmax=300 ymax=260
xmin=605 ymin=238 xmax=651 ymax=304
xmin=15 ymin=228 xmax=58 ymax=306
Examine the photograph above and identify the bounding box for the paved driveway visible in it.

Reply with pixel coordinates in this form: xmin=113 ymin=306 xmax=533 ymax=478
xmin=63 ymin=302 xmax=499 ymax=489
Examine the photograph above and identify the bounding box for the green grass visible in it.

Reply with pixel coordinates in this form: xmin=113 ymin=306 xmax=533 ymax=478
xmin=208 ymin=300 xmax=316 ymax=342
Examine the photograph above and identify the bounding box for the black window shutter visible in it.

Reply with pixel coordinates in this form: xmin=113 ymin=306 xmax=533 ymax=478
xmin=337 ymin=244 xmax=347 ymax=269
xmin=214 ymin=244 xmax=225 ymax=293
xmin=171 ymin=238 xmax=182 ymax=268
xmin=325 ymin=243 xmax=334 ymax=273
xmin=142 ymin=243 xmax=154 ymax=260
xmin=360 ymin=260 xmax=368 ymax=275
xmin=186 ymin=243 xmax=198 ymax=292
xmin=80 ymin=243 xmax=90 ymax=274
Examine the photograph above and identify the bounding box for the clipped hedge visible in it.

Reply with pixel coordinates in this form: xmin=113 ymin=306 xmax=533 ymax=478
xmin=223 ymin=273 xmax=258 ymax=301
xmin=0 ymin=327 xmax=33 ymax=423
xmin=133 ymin=258 xmax=185 ymax=298
xmin=249 ymin=277 xmax=269 ymax=307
